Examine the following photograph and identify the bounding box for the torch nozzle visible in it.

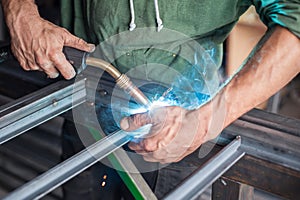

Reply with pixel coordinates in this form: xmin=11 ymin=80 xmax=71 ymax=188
xmin=86 ymin=57 xmax=151 ymax=108
xmin=115 ymin=74 xmax=152 ymax=108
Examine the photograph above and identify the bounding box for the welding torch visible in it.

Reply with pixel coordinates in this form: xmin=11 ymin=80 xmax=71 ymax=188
xmin=63 ymin=47 xmax=152 ymax=108
xmin=0 ymin=42 xmax=151 ymax=108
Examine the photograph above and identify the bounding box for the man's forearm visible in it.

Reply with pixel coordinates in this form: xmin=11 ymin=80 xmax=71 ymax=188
xmin=220 ymin=26 xmax=300 ymax=128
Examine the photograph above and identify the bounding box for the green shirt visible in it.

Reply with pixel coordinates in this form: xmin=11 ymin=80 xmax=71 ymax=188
xmin=61 ymin=0 xmax=300 ymax=42
xmin=60 ymin=0 xmax=300 ymax=98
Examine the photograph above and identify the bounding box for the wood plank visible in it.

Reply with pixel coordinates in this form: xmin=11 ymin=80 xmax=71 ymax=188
xmin=212 ymin=177 xmax=254 ymax=200
xmin=223 ymin=155 xmax=300 ymax=199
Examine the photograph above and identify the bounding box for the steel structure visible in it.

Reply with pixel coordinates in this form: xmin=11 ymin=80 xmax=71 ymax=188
xmin=0 ymin=62 xmax=299 ymax=199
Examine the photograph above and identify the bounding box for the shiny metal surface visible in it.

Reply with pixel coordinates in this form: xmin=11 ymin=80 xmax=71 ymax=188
xmin=3 ymin=129 xmax=132 ymax=200
xmin=116 ymin=74 xmax=152 ymax=107
xmin=86 ymin=57 xmax=151 ymax=107
xmin=164 ymin=136 xmax=244 ymax=200
xmin=0 ymin=79 xmax=86 ymax=144
xmin=1 ymin=60 xmax=300 ymax=199
xmin=86 ymin=57 xmax=121 ymax=79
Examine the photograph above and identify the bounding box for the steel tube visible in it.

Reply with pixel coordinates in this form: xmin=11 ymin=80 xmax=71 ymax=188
xmin=0 ymin=79 xmax=86 ymax=144
xmin=3 ymin=129 xmax=132 ymax=200
xmin=164 ymin=136 xmax=244 ymax=200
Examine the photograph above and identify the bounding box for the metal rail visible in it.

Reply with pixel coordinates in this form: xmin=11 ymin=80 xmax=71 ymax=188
xmin=0 ymin=75 xmax=157 ymax=200
xmin=0 ymin=79 xmax=86 ymax=144
xmin=0 ymin=63 xmax=300 ymax=199
xmin=222 ymin=115 xmax=300 ymax=171
xmin=3 ymin=129 xmax=132 ymax=200
xmin=164 ymin=136 xmax=244 ymax=200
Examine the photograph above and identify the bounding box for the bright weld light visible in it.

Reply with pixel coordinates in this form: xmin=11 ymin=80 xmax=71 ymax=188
xmin=128 ymin=106 xmax=148 ymax=115
xmin=124 ymin=100 xmax=173 ymax=139
xmin=148 ymin=100 xmax=171 ymax=110
xmin=128 ymin=99 xmax=171 ymax=115
xmin=126 ymin=124 xmax=152 ymax=138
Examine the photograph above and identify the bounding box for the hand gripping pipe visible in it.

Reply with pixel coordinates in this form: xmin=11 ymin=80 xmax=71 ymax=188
xmin=1 ymin=45 xmax=152 ymax=108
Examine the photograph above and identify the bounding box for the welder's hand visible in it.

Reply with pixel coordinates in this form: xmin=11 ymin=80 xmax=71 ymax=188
xmin=120 ymin=104 xmax=221 ymax=163
xmin=2 ymin=0 xmax=95 ymax=79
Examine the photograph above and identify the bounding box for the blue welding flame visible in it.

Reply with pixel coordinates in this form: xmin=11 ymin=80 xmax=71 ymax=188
xmin=98 ymin=42 xmax=222 ymax=135
xmin=154 ymin=66 xmax=211 ymax=110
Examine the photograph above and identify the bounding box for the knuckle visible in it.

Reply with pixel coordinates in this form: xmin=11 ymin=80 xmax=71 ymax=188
xmin=19 ymin=61 xmax=29 ymax=70
xmin=31 ymin=65 xmax=40 ymax=70
xmin=132 ymin=113 xmax=150 ymax=126
xmin=48 ymin=73 xmax=59 ymax=79
xmin=22 ymin=65 xmax=30 ymax=71
xmin=76 ymin=37 xmax=86 ymax=44
xmin=61 ymin=27 xmax=70 ymax=34
xmin=41 ymin=63 xmax=53 ymax=70
xmin=35 ymin=54 xmax=45 ymax=65
xmin=48 ymin=52 xmax=60 ymax=60
xmin=143 ymin=140 xmax=157 ymax=152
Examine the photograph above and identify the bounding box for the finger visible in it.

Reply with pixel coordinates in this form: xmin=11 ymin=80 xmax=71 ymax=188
xmin=128 ymin=141 xmax=146 ymax=152
xmin=19 ymin=59 xmax=31 ymax=71
xmin=143 ymin=154 xmax=164 ymax=163
xmin=129 ymin=138 xmax=160 ymax=154
xmin=128 ymin=142 xmax=144 ymax=151
xmin=143 ymin=152 xmax=181 ymax=164
xmin=41 ymin=62 xmax=60 ymax=78
xmin=41 ymin=63 xmax=59 ymax=78
xmin=11 ymin=46 xmax=30 ymax=71
xmin=27 ymin=57 xmax=40 ymax=71
xmin=30 ymin=65 xmax=41 ymax=71
xmin=49 ymin=51 xmax=76 ymax=79
xmin=35 ymin=51 xmax=59 ymax=78
xmin=120 ymin=112 xmax=152 ymax=131
xmin=63 ymin=30 xmax=95 ymax=53
xmin=26 ymin=57 xmax=41 ymax=71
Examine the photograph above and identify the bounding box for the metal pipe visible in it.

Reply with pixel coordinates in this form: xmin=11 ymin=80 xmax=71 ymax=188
xmin=0 ymin=79 xmax=86 ymax=144
xmin=3 ymin=129 xmax=132 ymax=200
xmin=163 ymin=136 xmax=244 ymax=200
xmin=86 ymin=57 xmax=152 ymax=108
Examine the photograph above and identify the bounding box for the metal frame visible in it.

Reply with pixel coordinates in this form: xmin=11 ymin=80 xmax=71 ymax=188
xmin=165 ymin=109 xmax=300 ymax=200
xmin=164 ymin=136 xmax=244 ymax=200
xmin=0 ymin=73 xmax=158 ymax=200
xmin=0 ymin=66 xmax=300 ymax=199
xmin=0 ymin=79 xmax=86 ymax=144
xmin=3 ymin=130 xmax=131 ymax=200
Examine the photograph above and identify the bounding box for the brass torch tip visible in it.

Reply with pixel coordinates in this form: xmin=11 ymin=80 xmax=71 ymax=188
xmin=85 ymin=56 xmax=151 ymax=108
xmin=116 ymin=74 xmax=151 ymax=108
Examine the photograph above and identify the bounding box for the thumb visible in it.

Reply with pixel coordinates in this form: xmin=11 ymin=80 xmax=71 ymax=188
xmin=63 ymin=31 xmax=95 ymax=53
xmin=120 ymin=112 xmax=152 ymax=131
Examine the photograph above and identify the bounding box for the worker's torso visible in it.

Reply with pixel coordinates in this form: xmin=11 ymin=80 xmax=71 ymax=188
xmin=61 ymin=0 xmax=252 ymax=99
xmin=72 ymin=0 xmax=250 ymax=43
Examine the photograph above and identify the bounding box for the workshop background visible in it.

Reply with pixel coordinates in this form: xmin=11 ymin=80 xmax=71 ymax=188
xmin=0 ymin=1 xmax=299 ymax=200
